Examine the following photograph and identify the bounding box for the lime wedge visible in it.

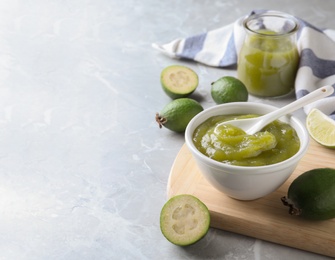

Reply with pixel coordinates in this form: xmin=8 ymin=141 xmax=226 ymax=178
xmin=306 ymin=108 xmax=335 ymax=149
xmin=160 ymin=194 xmax=210 ymax=246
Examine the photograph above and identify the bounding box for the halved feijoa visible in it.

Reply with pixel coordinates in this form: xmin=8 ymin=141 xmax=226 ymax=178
xmin=160 ymin=194 xmax=210 ymax=246
xmin=155 ymin=98 xmax=203 ymax=133
xmin=281 ymin=168 xmax=335 ymax=220
xmin=160 ymin=65 xmax=198 ymax=99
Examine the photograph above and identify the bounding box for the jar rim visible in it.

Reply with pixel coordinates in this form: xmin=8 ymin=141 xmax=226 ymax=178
xmin=243 ymin=11 xmax=300 ymax=37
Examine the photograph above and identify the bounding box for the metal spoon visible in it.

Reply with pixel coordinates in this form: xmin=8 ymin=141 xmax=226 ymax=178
xmin=215 ymin=85 xmax=334 ymax=135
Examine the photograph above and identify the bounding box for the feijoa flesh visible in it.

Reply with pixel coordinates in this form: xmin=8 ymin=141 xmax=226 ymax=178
xmin=160 ymin=65 xmax=199 ymax=99
xmin=155 ymin=98 xmax=203 ymax=133
xmin=281 ymin=168 xmax=335 ymax=220
xmin=160 ymin=194 xmax=210 ymax=246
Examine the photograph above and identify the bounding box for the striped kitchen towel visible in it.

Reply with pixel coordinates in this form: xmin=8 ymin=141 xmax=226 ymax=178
xmin=152 ymin=10 xmax=335 ymax=119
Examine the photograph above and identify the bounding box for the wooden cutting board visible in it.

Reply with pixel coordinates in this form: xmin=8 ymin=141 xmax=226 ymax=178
xmin=167 ymin=139 xmax=335 ymax=257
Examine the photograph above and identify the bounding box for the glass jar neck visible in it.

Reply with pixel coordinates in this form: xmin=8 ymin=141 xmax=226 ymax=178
xmin=243 ymin=12 xmax=299 ymax=37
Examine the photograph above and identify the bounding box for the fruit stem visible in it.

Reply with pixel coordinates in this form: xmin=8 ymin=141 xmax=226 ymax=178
xmin=156 ymin=113 xmax=167 ymax=129
xmin=281 ymin=196 xmax=302 ymax=216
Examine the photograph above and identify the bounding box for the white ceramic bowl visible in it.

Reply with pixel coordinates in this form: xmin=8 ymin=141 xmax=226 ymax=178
xmin=185 ymin=102 xmax=309 ymax=200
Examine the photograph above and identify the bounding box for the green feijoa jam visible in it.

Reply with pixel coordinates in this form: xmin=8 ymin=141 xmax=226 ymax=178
xmin=281 ymin=168 xmax=335 ymax=220
xmin=192 ymin=114 xmax=300 ymax=166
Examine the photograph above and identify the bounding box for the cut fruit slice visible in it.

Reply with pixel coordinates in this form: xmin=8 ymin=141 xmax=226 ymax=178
xmin=160 ymin=194 xmax=210 ymax=246
xmin=306 ymin=108 xmax=335 ymax=149
xmin=160 ymin=65 xmax=198 ymax=99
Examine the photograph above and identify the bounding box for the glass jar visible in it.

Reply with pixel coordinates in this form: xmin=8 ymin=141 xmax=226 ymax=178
xmin=237 ymin=12 xmax=300 ymax=97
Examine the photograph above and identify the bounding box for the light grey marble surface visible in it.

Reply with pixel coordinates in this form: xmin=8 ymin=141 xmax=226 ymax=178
xmin=0 ymin=1 xmax=334 ymax=259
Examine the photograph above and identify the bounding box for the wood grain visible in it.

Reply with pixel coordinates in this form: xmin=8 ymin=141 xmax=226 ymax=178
xmin=167 ymin=139 xmax=335 ymax=257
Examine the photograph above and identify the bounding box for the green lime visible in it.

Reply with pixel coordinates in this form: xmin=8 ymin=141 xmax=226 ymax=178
xmin=161 ymin=65 xmax=199 ymax=99
xmin=306 ymin=108 xmax=335 ymax=149
xmin=281 ymin=168 xmax=335 ymax=220
xmin=211 ymin=76 xmax=248 ymax=104
xmin=160 ymin=194 xmax=210 ymax=246
xmin=155 ymin=98 xmax=203 ymax=133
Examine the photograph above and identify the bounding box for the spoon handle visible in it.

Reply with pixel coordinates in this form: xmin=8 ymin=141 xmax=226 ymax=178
xmin=261 ymin=85 xmax=334 ymax=126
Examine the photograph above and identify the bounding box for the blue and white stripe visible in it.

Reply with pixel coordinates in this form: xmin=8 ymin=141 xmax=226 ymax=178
xmin=152 ymin=10 xmax=335 ymax=119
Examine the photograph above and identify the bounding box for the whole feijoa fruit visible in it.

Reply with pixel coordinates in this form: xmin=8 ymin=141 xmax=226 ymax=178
xmin=155 ymin=98 xmax=203 ymax=133
xmin=281 ymin=168 xmax=335 ymax=220
xmin=211 ymin=76 xmax=248 ymax=104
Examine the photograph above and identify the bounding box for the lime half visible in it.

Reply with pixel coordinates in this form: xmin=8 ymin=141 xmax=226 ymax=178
xmin=160 ymin=194 xmax=210 ymax=246
xmin=306 ymin=108 xmax=335 ymax=149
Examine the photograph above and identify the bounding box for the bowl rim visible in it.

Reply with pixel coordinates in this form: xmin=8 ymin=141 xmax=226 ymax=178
xmin=185 ymin=102 xmax=310 ymax=174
